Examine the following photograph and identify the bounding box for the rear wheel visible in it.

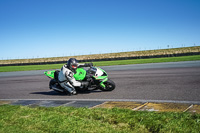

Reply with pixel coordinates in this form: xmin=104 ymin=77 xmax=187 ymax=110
xmin=49 ymin=79 xmax=58 ymax=89
xmin=99 ymin=79 xmax=115 ymax=91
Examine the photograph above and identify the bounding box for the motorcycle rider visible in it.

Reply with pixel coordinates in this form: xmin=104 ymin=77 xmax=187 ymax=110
xmin=58 ymin=58 xmax=93 ymax=95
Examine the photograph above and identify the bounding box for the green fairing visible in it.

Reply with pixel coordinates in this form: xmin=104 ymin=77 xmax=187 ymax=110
xmin=44 ymin=70 xmax=56 ymax=79
xmin=93 ymin=76 xmax=107 ymax=80
xmin=94 ymin=67 xmax=108 ymax=88
xmin=92 ymin=67 xmax=107 ymax=80
xmin=98 ymin=67 xmax=107 ymax=75
xmin=73 ymin=68 xmax=86 ymax=80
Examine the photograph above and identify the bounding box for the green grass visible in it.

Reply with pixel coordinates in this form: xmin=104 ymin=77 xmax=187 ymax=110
xmin=0 ymin=55 xmax=200 ymax=72
xmin=93 ymin=54 xmax=200 ymax=66
xmin=0 ymin=64 xmax=63 ymax=72
xmin=0 ymin=105 xmax=200 ymax=133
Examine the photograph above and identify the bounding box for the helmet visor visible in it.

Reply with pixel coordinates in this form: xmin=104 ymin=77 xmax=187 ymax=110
xmin=72 ymin=64 xmax=78 ymax=69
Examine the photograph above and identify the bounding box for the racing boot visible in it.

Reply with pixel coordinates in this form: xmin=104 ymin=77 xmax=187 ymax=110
xmin=71 ymin=90 xmax=77 ymax=95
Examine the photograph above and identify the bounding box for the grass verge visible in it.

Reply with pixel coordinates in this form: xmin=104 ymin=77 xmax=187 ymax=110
xmin=0 ymin=55 xmax=200 ymax=72
xmin=0 ymin=105 xmax=200 ymax=133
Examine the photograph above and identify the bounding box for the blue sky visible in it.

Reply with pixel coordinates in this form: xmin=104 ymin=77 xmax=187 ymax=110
xmin=0 ymin=0 xmax=200 ymax=59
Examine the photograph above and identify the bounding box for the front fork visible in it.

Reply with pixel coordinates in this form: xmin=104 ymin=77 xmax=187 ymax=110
xmin=100 ymin=78 xmax=108 ymax=88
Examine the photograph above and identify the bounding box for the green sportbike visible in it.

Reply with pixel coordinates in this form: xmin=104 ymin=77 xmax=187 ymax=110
xmin=44 ymin=66 xmax=115 ymax=94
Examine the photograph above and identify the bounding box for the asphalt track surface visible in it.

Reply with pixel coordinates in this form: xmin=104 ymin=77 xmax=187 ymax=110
xmin=0 ymin=61 xmax=200 ymax=104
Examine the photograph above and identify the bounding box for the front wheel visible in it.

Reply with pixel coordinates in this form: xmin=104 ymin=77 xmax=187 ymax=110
xmin=99 ymin=79 xmax=115 ymax=91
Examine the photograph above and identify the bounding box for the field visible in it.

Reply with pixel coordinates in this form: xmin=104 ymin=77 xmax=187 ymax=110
xmin=0 ymin=104 xmax=200 ymax=133
xmin=0 ymin=46 xmax=200 ymax=65
xmin=0 ymin=54 xmax=200 ymax=72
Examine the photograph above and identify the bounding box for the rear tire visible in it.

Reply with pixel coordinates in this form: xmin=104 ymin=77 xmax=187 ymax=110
xmin=99 ymin=79 xmax=115 ymax=91
xmin=49 ymin=79 xmax=57 ymax=89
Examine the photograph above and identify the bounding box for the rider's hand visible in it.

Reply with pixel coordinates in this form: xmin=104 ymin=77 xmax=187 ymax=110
xmin=85 ymin=63 xmax=93 ymax=67
xmin=88 ymin=63 xmax=93 ymax=67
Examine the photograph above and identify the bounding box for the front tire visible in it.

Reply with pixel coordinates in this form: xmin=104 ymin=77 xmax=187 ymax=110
xmin=99 ymin=79 xmax=115 ymax=91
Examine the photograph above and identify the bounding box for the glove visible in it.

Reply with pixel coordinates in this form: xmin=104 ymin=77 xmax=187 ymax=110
xmin=85 ymin=63 xmax=93 ymax=67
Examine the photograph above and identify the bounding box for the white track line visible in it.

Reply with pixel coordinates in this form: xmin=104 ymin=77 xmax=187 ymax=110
xmin=1 ymin=99 xmax=200 ymax=104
